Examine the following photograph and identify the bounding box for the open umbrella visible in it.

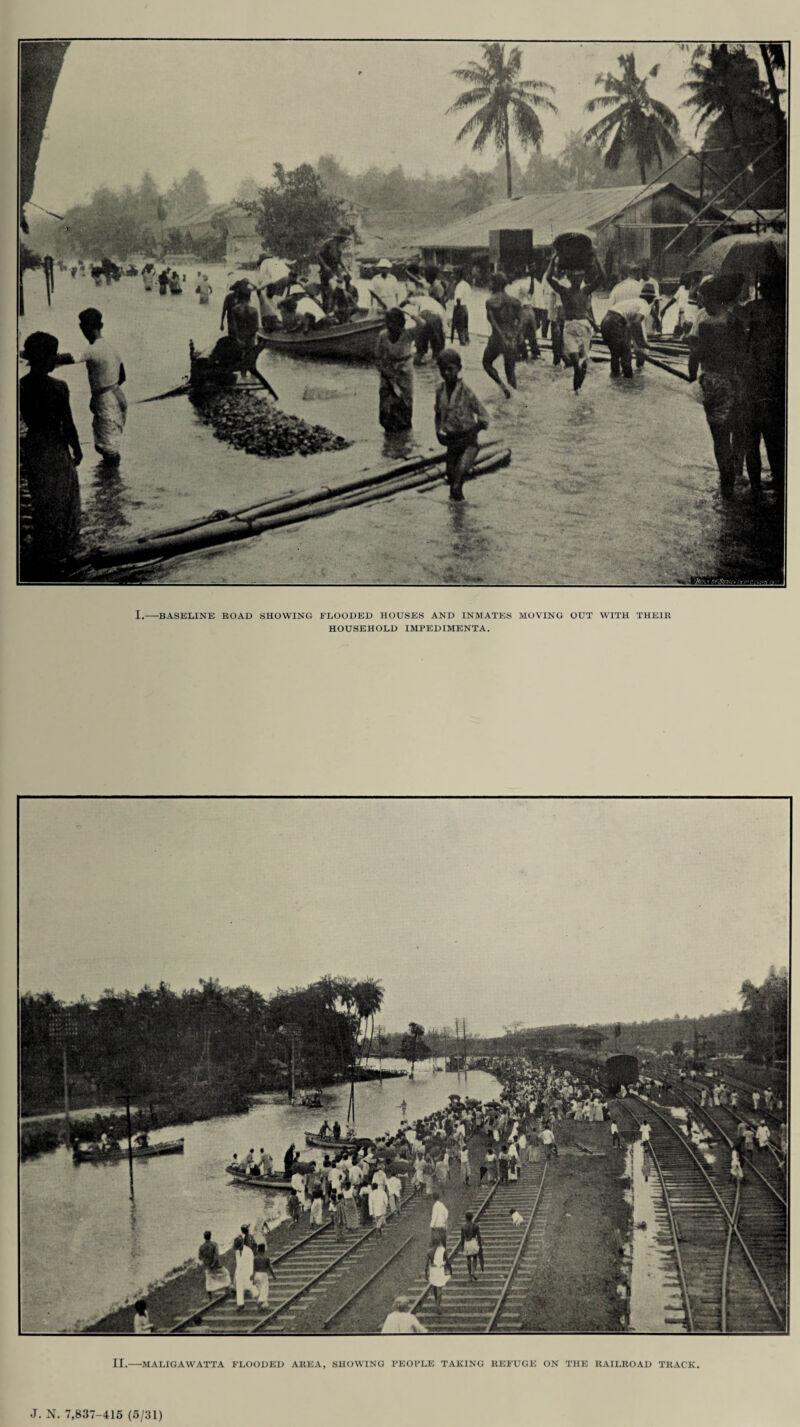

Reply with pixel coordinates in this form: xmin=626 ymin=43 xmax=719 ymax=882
xmin=691 ymin=233 xmax=785 ymax=279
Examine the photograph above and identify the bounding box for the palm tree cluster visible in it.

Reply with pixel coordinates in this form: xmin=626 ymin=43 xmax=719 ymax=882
xmin=448 ymin=43 xmax=785 ymax=206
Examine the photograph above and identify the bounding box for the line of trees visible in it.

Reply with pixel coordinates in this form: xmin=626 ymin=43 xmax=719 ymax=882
xmin=26 ymin=168 xmax=215 ymax=262
xmin=19 ymin=973 xmax=388 ymax=1119
xmin=739 ymin=966 xmax=788 ymax=1065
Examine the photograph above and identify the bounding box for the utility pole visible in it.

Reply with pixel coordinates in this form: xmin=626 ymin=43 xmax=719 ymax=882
xmin=62 ymin=1043 xmax=71 ymax=1145
xmin=378 ymin=1024 xmax=384 ymax=1086
xmin=125 ymin=1093 xmax=135 ymax=1200
xmin=49 ymin=1010 xmax=76 ymax=1147
xmin=454 ymin=1017 xmax=461 ymax=1082
xmin=463 ymin=1018 xmax=468 ymax=1084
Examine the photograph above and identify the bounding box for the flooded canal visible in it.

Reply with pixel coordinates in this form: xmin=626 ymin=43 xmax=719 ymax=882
xmin=20 ymin=1062 xmax=499 ymax=1333
xmin=20 ymin=267 xmax=783 ymax=586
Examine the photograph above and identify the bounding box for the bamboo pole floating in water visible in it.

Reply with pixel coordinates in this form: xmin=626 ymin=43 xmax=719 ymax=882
xmin=81 ymin=445 xmax=511 ymax=569
xmin=129 ymin=442 xmax=506 ymax=546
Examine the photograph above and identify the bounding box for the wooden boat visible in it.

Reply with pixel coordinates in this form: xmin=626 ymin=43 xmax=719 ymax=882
xmin=226 ymin=1165 xmax=293 ymax=1191
xmin=73 ymin=1137 xmax=184 ymax=1163
xmin=259 ymin=313 xmax=384 ymax=361
xmin=304 ymin=1130 xmax=373 ymax=1150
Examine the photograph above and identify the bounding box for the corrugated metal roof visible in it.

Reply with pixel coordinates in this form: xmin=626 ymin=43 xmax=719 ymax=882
xmin=417 ymin=182 xmax=712 ymax=250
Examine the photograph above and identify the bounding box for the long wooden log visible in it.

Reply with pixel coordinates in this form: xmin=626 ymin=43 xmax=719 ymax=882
xmin=129 ymin=442 xmax=505 ymax=545
xmin=82 ymin=446 xmax=511 ymax=569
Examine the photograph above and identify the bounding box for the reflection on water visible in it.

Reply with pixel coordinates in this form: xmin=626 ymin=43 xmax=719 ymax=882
xmin=20 ymin=1062 xmax=499 ymax=1333
xmin=19 ymin=269 xmax=783 ymax=585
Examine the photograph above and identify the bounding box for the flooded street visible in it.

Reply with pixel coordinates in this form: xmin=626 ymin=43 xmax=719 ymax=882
xmin=20 ymin=267 xmax=782 ymax=586
xmin=20 ymin=1062 xmax=499 ymax=1333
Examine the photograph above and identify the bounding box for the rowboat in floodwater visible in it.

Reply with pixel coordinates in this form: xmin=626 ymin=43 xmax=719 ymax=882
xmin=225 ymin=1165 xmax=295 ymax=1191
xmin=259 ymin=313 xmax=384 ymax=361
xmin=304 ymin=1130 xmax=374 ymax=1151
xmin=73 ymin=1137 xmax=184 ymax=1163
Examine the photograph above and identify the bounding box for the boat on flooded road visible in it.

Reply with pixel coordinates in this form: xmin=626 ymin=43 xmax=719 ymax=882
xmin=259 ymin=312 xmax=384 ymax=361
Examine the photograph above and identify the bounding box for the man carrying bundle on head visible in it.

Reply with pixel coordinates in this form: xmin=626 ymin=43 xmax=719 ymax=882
xmin=544 ymin=248 xmax=603 ymax=392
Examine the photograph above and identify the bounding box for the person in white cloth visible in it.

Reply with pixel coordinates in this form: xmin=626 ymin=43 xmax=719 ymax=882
xmin=57 ymin=308 xmax=127 ymax=463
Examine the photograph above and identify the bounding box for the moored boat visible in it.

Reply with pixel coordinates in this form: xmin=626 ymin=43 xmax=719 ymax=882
xmin=73 ymin=1137 xmax=184 ymax=1163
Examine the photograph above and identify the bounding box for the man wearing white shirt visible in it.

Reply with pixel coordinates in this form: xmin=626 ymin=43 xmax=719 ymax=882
xmin=608 ymin=266 xmax=643 ymax=305
xmin=430 ymin=1192 xmax=449 ymax=1236
xmin=600 ymin=291 xmax=651 ymax=377
xmin=370 ymin=258 xmax=402 ymax=311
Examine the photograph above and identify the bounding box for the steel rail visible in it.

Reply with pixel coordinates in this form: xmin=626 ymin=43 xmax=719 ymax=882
xmin=406 ymin=1181 xmax=500 ymax=1315
xmin=484 ymin=1160 xmax=549 ymax=1333
xmin=245 ymin=1215 xmax=389 ymax=1334
xmin=168 ymin=1218 xmax=333 ymax=1334
xmin=620 ymin=1097 xmax=694 ymax=1334
xmin=628 ymin=1094 xmax=784 ymax=1329
xmin=720 ymin=1182 xmax=742 ymax=1335
xmin=321 ymin=1234 xmax=417 ymax=1329
xmin=670 ymin=1082 xmax=786 ymax=1208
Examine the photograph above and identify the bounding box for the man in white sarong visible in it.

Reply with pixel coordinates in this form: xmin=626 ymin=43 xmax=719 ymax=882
xmin=59 ymin=308 xmax=127 ymax=463
xmin=233 ymin=1235 xmax=255 ymax=1309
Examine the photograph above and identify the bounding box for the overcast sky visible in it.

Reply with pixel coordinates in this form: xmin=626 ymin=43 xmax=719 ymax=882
xmin=19 ymin=799 xmax=788 ymax=1033
xmin=31 ymin=41 xmax=700 ymax=211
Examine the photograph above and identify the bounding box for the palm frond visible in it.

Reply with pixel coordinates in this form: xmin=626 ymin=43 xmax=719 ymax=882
xmin=447 ymin=87 xmax=491 ymax=113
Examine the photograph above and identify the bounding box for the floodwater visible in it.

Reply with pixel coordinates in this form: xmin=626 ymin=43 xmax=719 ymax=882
xmin=628 ymin=1140 xmax=687 ymax=1334
xmin=19 ymin=267 xmax=783 ymax=586
xmin=19 ymin=1061 xmax=498 ymax=1333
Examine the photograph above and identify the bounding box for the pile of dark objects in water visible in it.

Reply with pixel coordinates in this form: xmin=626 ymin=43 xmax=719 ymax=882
xmin=191 ymin=389 xmax=350 ymax=459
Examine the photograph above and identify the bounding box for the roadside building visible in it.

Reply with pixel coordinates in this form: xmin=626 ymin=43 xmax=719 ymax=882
xmin=417 ymin=182 xmax=736 ymax=284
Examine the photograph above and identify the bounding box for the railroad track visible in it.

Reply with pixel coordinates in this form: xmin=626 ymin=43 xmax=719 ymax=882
xmin=709 ymin=1069 xmax=786 ymax=1129
xmin=169 ymin=1186 xmax=421 ymax=1336
xmin=622 ymin=1096 xmax=785 ymax=1334
xmin=386 ymin=1158 xmax=551 ymax=1334
xmin=671 ymin=1080 xmax=786 ymax=1189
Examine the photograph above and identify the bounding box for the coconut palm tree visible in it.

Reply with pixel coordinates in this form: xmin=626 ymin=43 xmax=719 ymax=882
xmin=448 ymin=42 xmax=557 ymax=198
xmin=352 ymin=977 xmax=384 ymax=1066
xmin=585 ymin=52 xmax=680 ymax=186
xmin=405 ymin=1021 xmax=425 ymax=1080
xmin=759 ymin=45 xmax=786 ymax=142
xmin=682 ymin=43 xmax=772 ymax=150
